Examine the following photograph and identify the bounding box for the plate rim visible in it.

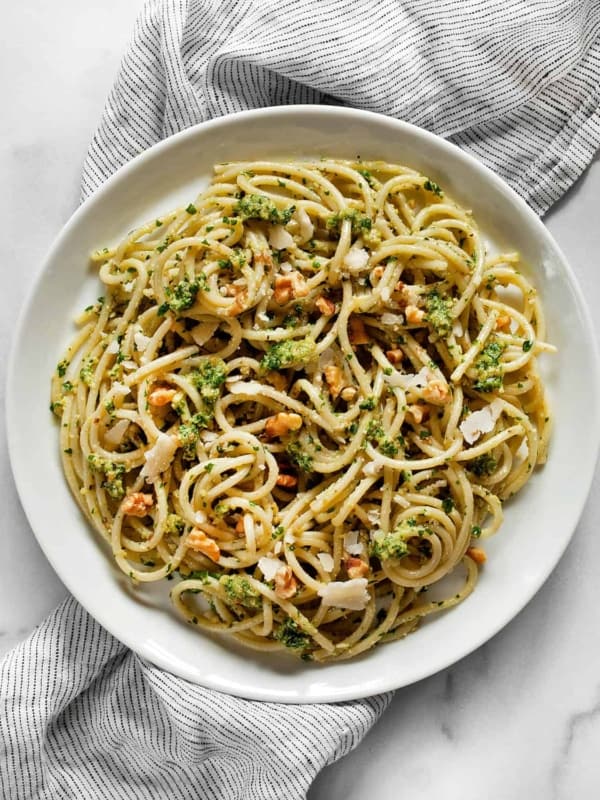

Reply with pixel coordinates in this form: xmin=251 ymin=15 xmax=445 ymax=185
xmin=7 ymin=104 xmax=600 ymax=702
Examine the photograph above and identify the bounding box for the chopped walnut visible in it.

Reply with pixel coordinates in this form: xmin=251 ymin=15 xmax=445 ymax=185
xmin=276 ymin=473 xmax=298 ymax=489
xmin=385 ymin=349 xmax=404 ymax=365
xmin=495 ymin=313 xmax=511 ymax=331
xmin=121 ymin=492 xmax=154 ymax=517
xmin=315 ymin=295 xmax=335 ymax=315
xmin=148 ymin=386 xmax=177 ymax=407
xmin=467 ymin=546 xmax=487 ymax=565
xmin=405 ymin=305 xmax=425 ymax=324
xmin=324 ymin=364 xmax=344 ymax=398
xmin=227 ymin=287 xmax=248 ymax=317
xmin=274 ymin=565 xmax=298 ymax=599
xmin=186 ymin=528 xmax=221 ymax=562
xmin=394 ymin=282 xmax=422 ymax=309
xmin=423 ymin=378 xmax=451 ymax=406
xmin=264 ymin=412 xmax=303 ymax=438
xmin=344 ymin=556 xmax=369 ymax=579
xmin=254 ymin=251 xmax=274 ymax=268
xmin=406 ymin=404 xmax=430 ymax=424
xmin=273 ymin=271 xmax=309 ymax=305
xmin=371 ymin=265 xmax=385 ymax=280
xmin=348 ymin=315 xmax=370 ymax=345
xmin=340 ymin=385 xmax=358 ymax=403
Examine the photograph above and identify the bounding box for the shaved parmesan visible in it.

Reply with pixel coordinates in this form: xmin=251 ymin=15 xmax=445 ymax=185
xmin=408 ymin=366 xmax=435 ymax=389
xmin=106 ymin=339 xmax=119 ymax=355
xmin=366 ymin=508 xmax=381 ymax=527
xmin=343 ymin=247 xmax=369 ymax=271
xmin=385 ymin=365 xmax=433 ymax=390
xmin=317 ymin=552 xmax=335 ymax=572
xmin=344 ymin=529 xmax=364 ymax=556
xmin=459 ymin=399 xmax=503 ymax=445
xmin=317 ymin=578 xmax=370 ymax=611
xmin=190 ymin=321 xmax=218 ymax=347
xmin=258 ymin=557 xmax=282 ymax=581
xmin=134 ymin=331 xmax=152 ymax=353
xmin=269 ymin=225 xmax=295 ymax=250
xmin=194 ymin=510 xmax=207 ymax=525
xmin=140 ymin=432 xmax=178 ymax=481
xmin=452 ymin=319 xmax=464 ymax=337
xmin=344 ymin=530 xmax=359 ymax=549
xmin=279 ymin=260 xmax=293 ymax=274
xmin=112 ymin=382 xmax=130 ymax=397
xmin=381 ymin=312 xmax=403 ymax=326
xmin=104 ymin=419 xmax=129 ymax=447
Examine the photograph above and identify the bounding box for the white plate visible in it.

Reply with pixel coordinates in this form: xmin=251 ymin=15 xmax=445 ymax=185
xmin=7 ymin=106 xmax=600 ymax=702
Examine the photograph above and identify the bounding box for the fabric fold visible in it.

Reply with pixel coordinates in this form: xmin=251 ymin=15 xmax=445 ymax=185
xmin=0 ymin=597 xmax=391 ymax=799
xmin=83 ymin=0 xmax=600 ymax=214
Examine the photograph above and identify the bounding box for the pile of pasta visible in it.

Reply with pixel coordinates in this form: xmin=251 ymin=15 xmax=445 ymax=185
xmin=51 ymin=159 xmax=553 ymax=661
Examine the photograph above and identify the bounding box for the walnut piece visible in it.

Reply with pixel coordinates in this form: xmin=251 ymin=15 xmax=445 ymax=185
xmin=121 ymin=493 xmax=154 ymax=517
xmin=264 ymin=412 xmax=303 ymax=438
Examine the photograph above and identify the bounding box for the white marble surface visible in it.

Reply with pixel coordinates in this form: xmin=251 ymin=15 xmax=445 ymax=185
xmin=1 ymin=2 xmax=599 ymax=798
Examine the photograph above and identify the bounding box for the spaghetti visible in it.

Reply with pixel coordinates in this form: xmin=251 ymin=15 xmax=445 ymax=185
xmin=50 ymin=159 xmax=553 ymax=661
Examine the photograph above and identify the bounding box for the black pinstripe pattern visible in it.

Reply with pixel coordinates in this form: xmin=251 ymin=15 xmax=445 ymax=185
xmin=3 ymin=2 xmax=599 ymax=797
xmin=81 ymin=0 xmax=600 ymax=214
xmin=0 ymin=597 xmax=390 ymax=798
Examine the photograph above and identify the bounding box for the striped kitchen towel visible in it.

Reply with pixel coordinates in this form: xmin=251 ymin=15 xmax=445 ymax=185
xmin=82 ymin=0 xmax=600 ymax=215
xmin=3 ymin=1 xmax=600 ymax=799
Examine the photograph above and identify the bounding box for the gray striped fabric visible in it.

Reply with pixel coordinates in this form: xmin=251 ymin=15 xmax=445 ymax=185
xmin=0 ymin=597 xmax=390 ymax=799
xmin=82 ymin=0 xmax=600 ymax=215
xmin=3 ymin=1 xmax=600 ymax=798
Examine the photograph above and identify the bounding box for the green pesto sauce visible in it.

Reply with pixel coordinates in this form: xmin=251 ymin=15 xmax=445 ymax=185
xmin=467 ymin=453 xmax=497 ymax=477
xmin=286 ymin=440 xmax=313 ymax=473
xmin=275 ymin=617 xmax=311 ymax=650
xmin=370 ymin=518 xmax=431 ymax=562
xmin=424 ymin=289 xmax=453 ymax=337
xmin=260 ymin=337 xmax=317 ymax=371
xmin=326 ymin=208 xmax=372 ymax=237
xmin=158 ymin=276 xmax=205 ymax=316
xmin=473 ymin=339 xmax=506 ymax=392
xmin=220 ymin=575 xmax=262 ymax=609
xmin=87 ymin=454 xmax=125 ymax=499
xmin=234 ymin=194 xmax=295 ymax=225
